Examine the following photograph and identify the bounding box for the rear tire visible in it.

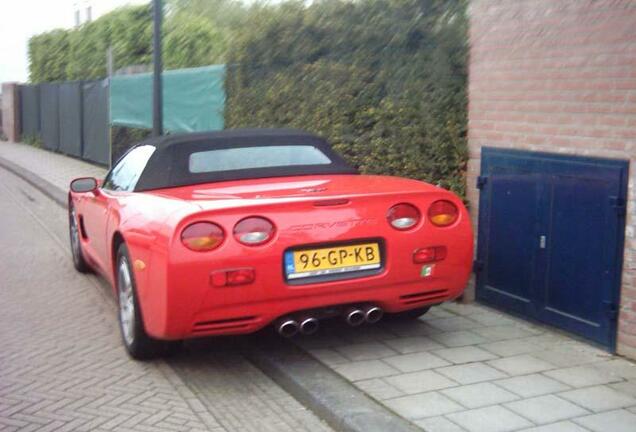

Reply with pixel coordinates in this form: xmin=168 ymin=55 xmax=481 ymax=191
xmin=69 ymin=204 xmax=90 ymax=273
xmin=386 ymin=306 xmax=431 ymax=321
xmin=116 ymin=243 xmax=179 ymax=360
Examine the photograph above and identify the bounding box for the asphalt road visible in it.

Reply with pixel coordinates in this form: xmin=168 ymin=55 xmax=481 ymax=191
xmin=0 ymin=167 xmax=332 ymax=432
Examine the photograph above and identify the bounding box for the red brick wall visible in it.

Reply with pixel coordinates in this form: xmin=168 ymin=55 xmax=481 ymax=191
xmin=1 ymin=83 xmax=20 ymax=142
xmin=467 ymin=0 xmax=636 ymax=358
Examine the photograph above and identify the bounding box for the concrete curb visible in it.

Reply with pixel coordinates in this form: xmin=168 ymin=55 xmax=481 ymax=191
xmin=0 ymin=155 xmax=68 ymax=209
xmin=246 ymin=336 xmax=420 ymax=432
xmin=0 ymin=154 xmax=420 ymax=432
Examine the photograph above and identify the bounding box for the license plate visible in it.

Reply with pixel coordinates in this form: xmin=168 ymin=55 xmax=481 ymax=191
xmin=284 ymin=242 xmax=381 ymax=280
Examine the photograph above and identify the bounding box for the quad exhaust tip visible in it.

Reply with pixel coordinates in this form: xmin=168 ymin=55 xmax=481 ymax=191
xmin=364 ymin=306 xmax=384 ymax=324
xmin=345 ymin=308 xmax=366 ymax=327
xmin=277 ymin=319 xmax=299 ymax=337
xmin=299 ymin=317 xmax=319 ymax=335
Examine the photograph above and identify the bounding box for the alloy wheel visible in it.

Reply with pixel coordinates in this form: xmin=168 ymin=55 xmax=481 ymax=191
xmin=118 ymin=258 xmax=136 ymax=346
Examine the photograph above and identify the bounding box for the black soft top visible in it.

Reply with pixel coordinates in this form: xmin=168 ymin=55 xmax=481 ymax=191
xmin=134 ymin=128 xmax=358 ymax=191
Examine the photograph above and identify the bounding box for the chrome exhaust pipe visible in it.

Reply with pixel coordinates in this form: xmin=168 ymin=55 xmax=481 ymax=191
xmin=299 ymin=317 xmax=319 ymax=335
xmin=277 ymin=318 xmax=299 ymax=337
xmin=345 ymin=307 xmax=366 ymax=327
xmin=364 ymin=306 xmax=384 ymax=324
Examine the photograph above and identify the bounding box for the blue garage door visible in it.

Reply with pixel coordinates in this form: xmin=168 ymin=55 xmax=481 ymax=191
xmin=476 ymin=148 xmax=628 ymax=350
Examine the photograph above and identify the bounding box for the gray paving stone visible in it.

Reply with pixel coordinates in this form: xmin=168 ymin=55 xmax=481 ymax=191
xmin=426 ymin=306 xmax=457 ymax=318
xmin=441 ymin=382 xmax=519 ymax=409
xmin=609 ymin=380 xmax=636 ymax=398
xmin=308 ymin=348 xmax=351 ymax=366
xmin=354 ymin=378 xmax=404 ymax=400
xmin=426 ymin=316 xmax=484 ymax=332
xmin=590 ymin=359 xmax=636 ymax=380
xmin=573 ymin=409 xmax=636 ymax=432
xmin=334 ymin=360 xmax=399 ymax=381
xmin=544 ymin=365 xmax=623 ymax=388
xmin=523 ymin=334 xmax=573 ymax=349
xmin=520 ymin=421 xmax=589 ymax=432
xmin=385 ymin=370 xmax=458 ymax=394
xmin=385 ymin=392 xmax=463 ymax=420
xmin=437 ymin=363 xmax=507 ymax=385
xmin=337 ymin=325 xmax=398 ymax=343
xmin=383 ymin=321 xmax=439 ymax=338
xmin=558 ymin=385 xmax=636 ymax=412
xmin=383 ymin=351 xmax=451 ymax=373
xmin=430 ymin=331 xmax=489 ymax=348
xmin=335 ymin=341 xmax=398 ymax=361
xmin=440 ymin=303 xmax=485 ymax=317
xmin=469 ymin=313 xmax=519 ymax=327
xmin=532 ymin=346 xmax=610 ymax=368
xmin=383 ymin=336 xmax=445 ymax=354
xmin=495 ymin=374 xmax=571 ymax=398
xmin=479 ymin=339 xmax=542 ymax=357
xmin=295 ymin=333 xmax=350 ymax=350
xmin=433 ymin=346 xmax=498 ymax=365
xmin=472 ymin=325 xmax=537 ymax=341
xmin=446 ymin=405 xmax=533 ymax=432
xmin=505 ymin=395 xmax=590 ymax=425
xmin=415 ymin=416 xmax=465 ymax=432
xmin=487 ymin=355 xmax=556 ymax=376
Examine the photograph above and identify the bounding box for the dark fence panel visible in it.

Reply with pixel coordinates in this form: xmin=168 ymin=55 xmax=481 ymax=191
xmin=82 ymin=80 xmax=109 ymax=165
xmin=20 ymin=85 xmax=41 ymax=138
xmin=58 ymin=82 xmax=83 ymax=157
xmin=40 ymin=84 xmax=60 ymax=151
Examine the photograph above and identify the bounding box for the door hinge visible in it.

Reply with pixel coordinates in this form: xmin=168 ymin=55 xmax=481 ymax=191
xmin=476 ymin=176 xmax=488 ymax=190
xmin=609 ymin=196 xmax=626 ymax=217
xmin=473 ymin=260 xmax=484 ymax=273
xmin=603 ymin=301 xmax=619 ymax=321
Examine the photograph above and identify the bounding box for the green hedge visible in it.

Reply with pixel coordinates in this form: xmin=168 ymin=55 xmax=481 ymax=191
xmin=225 ymin=0 xmax=468 ymax=196
xmin=28 ymin=0 xmax=468 ymax=196
xmin=28 ymin=4 xmax=228 ymax=82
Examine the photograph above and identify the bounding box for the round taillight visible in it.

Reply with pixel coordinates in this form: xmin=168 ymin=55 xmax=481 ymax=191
xmin=387 ymin=203 xmax=421 ymax=230
xmin=428 ymin=200 xmax=459 ymax=227
xmin=234 ymin=217 xmax=275 ymax=245
xmin=181 ymin=222 xmax=224 ymax=251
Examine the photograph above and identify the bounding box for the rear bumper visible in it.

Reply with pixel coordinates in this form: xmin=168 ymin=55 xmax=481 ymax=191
xmin=186 ymin=280 xmax=464 ymax=338
xmin=142 ymin=254 xmax=470 ymax=339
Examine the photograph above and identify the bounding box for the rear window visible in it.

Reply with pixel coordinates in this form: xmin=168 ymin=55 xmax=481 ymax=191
xmin=189 ymin=145 xmax=332 ymax=173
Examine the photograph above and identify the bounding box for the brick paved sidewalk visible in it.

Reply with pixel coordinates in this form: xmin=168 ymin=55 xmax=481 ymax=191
xmin=0 ymin=141 xmax=107 ymax=191
xmin=297 ymin=303 xmax=636 ymax=431
xmin=0 ymin=141 xmax=332 ymax=432
xmin=2 ymin=139 xmax=636 ymax=432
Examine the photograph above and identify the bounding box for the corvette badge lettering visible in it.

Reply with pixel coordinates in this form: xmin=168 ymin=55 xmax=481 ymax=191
xmin=287 ymin=218 xmax=377 ymax=231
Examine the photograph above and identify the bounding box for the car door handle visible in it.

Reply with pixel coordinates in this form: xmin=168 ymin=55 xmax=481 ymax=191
xmin=539 ymin=235 xmax=547 ymax=249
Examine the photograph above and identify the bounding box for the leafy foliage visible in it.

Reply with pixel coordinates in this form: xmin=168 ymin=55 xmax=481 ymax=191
xmin=28 ymin=30 xmax=72 ymax=83
xmin=226 ymin=0 xmax=468 ymax=195
xmin=163 ymin=15 xmax=226 ymax=69
xmin=28 ymin=3 xmax=226 ymax=82
xmin=28 ymin=6 xmax=152 ymax=82
xmin=28 ymin=0 xmax=468 ymax=195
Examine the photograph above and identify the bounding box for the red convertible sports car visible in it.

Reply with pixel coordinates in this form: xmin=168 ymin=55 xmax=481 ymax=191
xmin=69 ymin=129 xmax=473 ymax=359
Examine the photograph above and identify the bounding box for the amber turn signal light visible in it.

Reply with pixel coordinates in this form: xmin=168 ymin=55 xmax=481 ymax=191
xmin=181 ymin=222 xmax=224 ymax=251
xmin=428 ymin=200 xmax=459 ymax=227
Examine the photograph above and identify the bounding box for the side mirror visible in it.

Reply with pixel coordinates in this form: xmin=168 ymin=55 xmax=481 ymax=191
xmin=70 ymin=177 xmax=99 ymax=193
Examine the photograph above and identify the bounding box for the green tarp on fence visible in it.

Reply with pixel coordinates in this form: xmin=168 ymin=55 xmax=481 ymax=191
xmin=110 ymin=65 xmax=225 ymax=132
